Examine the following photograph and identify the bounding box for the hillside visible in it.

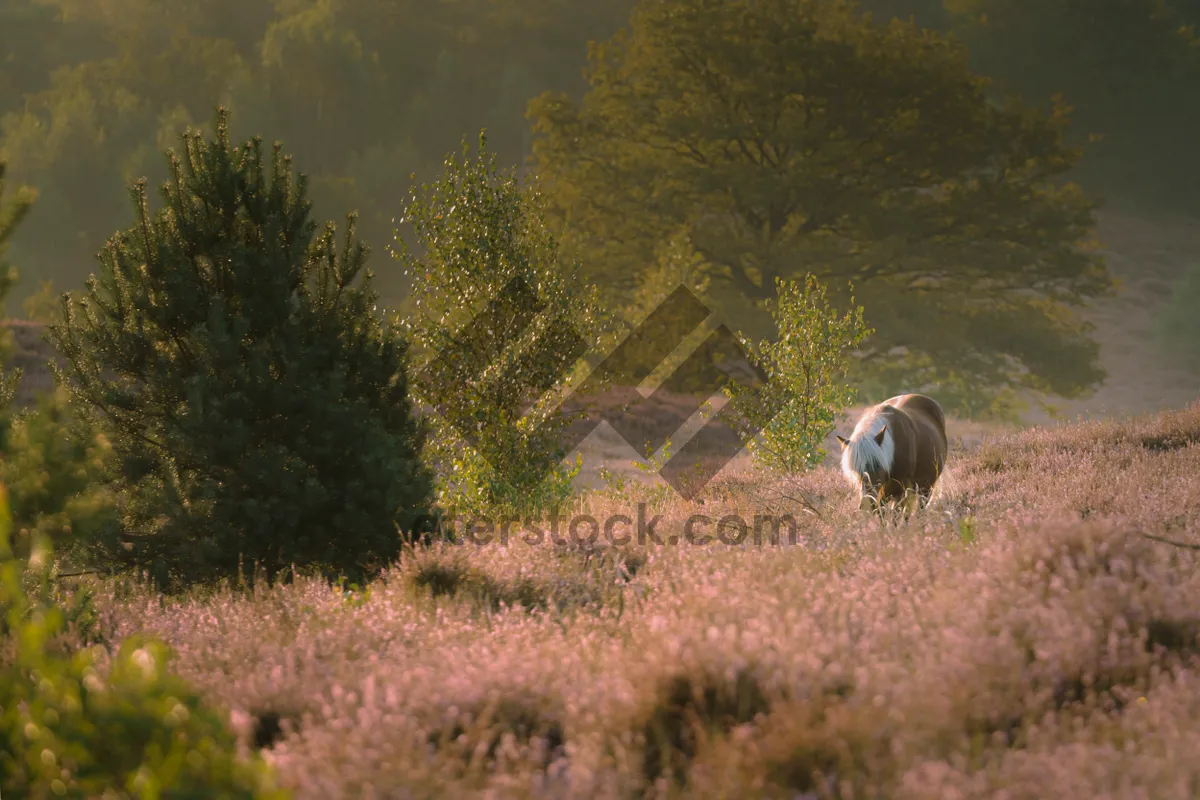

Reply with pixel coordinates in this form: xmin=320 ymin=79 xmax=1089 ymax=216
xmin=54 ymin=400 xmax=1200 ymax=798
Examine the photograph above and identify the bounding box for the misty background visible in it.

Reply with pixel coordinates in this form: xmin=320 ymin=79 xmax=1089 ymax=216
xmin=2 ymin=0 xmax=1199 ymax=424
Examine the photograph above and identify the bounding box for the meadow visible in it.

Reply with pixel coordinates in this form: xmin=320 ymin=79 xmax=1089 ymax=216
xmin=39 ymin=400 xmax=1200 ymax=798
xmin=3 ymin=2 xmax=1199 ymax=790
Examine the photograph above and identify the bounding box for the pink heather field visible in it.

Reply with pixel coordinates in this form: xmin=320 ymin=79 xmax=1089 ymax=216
xmin=47 ymin=400 xmax=1200 ymax=799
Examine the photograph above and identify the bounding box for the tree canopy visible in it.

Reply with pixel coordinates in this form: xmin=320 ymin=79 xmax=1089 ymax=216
xmin=0 ymin=0 xmax=637 ymax=306
xmin=2 ymin=0 xmax=1197 ymax=416
xmin=528 ymin=0 xmax=1115 ymax=418
xmin=1 ymin=0 xmax=1195 ymax=316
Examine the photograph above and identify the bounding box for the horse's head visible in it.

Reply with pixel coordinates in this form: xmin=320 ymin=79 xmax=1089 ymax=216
xmin=837 ymin=425 xmax=891 ymax=512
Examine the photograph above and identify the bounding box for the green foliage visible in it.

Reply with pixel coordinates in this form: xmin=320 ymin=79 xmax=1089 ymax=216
xmin=0 ymin=159 xmax=36 ymax=327
xmin=0 ymin=492 xmax=288 ymax=798
xmin=48 ymin=109 xmax=433 ymax=591
xmin=725 ymin=275 xmax=872 ymax=474
xmin=3 ymin=0 xmax=1193 ymax=315
xmin=957 ymin=514 xmax=977 ymax=546
xmin=0 ymin=384 xmax=119 ymax=564
xmin=528 ymin=0 xmax=1115 ymax=420
xmin=392 ymin=133 xmax=602 ymax=519
xmin=0 ymin=0 xmax=637 ymax=308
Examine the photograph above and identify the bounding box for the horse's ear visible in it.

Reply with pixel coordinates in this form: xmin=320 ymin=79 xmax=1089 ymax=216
xmin=874 ymin=425 xmax=887 ymax=446
xmin=836 ymin=434 xmax=849 ymax=448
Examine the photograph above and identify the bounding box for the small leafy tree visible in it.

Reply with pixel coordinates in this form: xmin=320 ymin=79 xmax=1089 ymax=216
xmin=49 ymin=109 xmax=433 ymax=591
xmin=392 ymin=133 xmax=603 ymax=519
xmin=725 ymin=274 xmax=872 ymax=473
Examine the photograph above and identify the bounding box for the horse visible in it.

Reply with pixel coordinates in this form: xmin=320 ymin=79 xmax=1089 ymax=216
xmin=836 ymin=393 xmax=948 ymax=518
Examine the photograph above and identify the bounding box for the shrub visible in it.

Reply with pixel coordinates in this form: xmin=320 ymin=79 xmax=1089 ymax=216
xmin=0 ymin=383 xmax=119 ymax=565
xmin=724 ymin=274 xmax=871 ymax=474
xmin=48 ymin=109 xmax=433 ymax=591
xmin=391 ymin=133 xmax=602 ymax=519
xmin=0 ymin=488 xmax=288 ymax=797
xmin=1 ymin=163 xmax=114 ymax=568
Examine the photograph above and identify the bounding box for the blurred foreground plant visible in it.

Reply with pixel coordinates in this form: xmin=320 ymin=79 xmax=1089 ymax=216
xmin=0 ymin=484 xmax=290 ymax=798
xmin=0 ymin=383 xmax=119 ymax=567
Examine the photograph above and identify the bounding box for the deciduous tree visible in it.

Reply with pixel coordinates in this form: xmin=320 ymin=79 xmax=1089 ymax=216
xmin=392 ymin=134 xmax=602 ymax=517
xmin=726 ymin=275 xmax=872 ymax=474
xmin=529 ymin=0 xmax=1114 ymax=418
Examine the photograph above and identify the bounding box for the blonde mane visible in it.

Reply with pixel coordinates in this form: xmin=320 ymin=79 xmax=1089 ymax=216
xmin=840 ymin=406 xmax=896 ymax=487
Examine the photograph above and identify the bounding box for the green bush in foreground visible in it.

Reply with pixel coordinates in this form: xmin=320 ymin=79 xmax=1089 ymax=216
xmin=0 ymin=487 xmax=288 ymax=798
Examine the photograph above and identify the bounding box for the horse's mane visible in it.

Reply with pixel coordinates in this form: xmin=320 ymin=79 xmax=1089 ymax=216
xmin=841 ymin=405 xmax=896 ymax=483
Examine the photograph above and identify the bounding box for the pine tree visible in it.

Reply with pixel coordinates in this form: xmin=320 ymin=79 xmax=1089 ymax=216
xmin=49 ymin=109 xmax=433 ymax=591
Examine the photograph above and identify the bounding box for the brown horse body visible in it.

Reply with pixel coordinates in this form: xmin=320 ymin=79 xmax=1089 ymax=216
xmin=836 ymin=394 xmax=948 ymax=514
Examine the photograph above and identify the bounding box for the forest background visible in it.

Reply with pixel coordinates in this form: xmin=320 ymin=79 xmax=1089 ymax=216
xmin=2 ymin=0 xmax=1199 ymax=426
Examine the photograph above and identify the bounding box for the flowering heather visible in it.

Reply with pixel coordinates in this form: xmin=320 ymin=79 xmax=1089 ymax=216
xmin=54 ymin=402 xmax=1200 ymax=798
